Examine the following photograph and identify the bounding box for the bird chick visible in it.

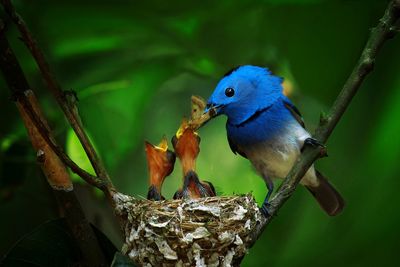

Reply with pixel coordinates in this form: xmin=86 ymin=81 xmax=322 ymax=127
xmin=173 ymin=171 xmax=215 ymax=199
xmin=172 ymin=120 xmax=200 ymax=175
xmin=145 ymin=137 xmax=176 ymax=201
xmin=172 ymin=120 xmax=216 ymax=199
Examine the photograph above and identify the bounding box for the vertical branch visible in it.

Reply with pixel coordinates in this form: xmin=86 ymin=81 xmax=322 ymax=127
xmin=0 ymin=25 xmax=108 ymax=266
xmin=0 ymin=0 xmax=115 ymax=199
xmin=249 ymin=0 xmax=400 ymax=245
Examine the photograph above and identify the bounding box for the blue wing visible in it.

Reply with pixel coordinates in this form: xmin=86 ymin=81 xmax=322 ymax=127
xmin=282 ymin=98 xmax=305 ymax=129
xmin=226 ymin=97 xmax=304 ymax=157
xmin=227 ymin=135 xmax=247 ymax=158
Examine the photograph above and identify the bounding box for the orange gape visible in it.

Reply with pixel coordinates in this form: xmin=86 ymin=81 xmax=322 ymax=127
xmin=145 ymin=137 xmax=176 ymax=201
xmin=172 ymin=120 xmax=216 ymax=199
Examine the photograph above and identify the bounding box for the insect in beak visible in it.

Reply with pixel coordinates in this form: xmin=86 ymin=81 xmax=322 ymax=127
xmin=204 ymin=103 xmax=224 ymax=116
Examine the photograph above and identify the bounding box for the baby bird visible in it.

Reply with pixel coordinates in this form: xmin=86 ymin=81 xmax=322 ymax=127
xmin=173 ymin=171 xmax=216 ymax=199
xmin=172 ymin=120 xmax=216 ymax=199
xmin=145 ymin=137 xmax=176 ymax=201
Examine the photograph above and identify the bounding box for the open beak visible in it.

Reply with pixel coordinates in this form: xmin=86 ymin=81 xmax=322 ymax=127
xmin=157 ymin=136 xmax=169 ymax=152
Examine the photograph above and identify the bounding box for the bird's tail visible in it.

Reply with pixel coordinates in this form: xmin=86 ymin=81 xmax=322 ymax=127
xmin=305 ymin=170 xmax=345 ymax=216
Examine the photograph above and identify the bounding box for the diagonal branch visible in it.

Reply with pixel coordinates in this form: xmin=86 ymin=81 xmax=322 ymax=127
xmin=0 ymin=21 xmax=105 ymax=190
xmin=249 ymin=0 xmax=400 ymax=245
xmin=2 ymin=1 xmax=398 ymax=263
xmin=19 ymin=92 xmax=106 ymax=189
xmin=0 ymin=0 xmax=114 ymax=193
xmin=0 ymin=24 xmax=109 ymax=266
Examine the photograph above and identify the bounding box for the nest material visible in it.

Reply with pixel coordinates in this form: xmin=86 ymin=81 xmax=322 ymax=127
xmin=113 ymin=193 xmax=263 ymax=267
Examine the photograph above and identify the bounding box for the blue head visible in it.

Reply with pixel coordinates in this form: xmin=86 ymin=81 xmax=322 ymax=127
xmin=206 ymin=65 xmax=284 ymax=125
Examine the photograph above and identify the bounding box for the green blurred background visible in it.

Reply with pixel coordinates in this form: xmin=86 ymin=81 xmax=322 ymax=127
xmin=1 ymin=0 xmax=399 ymax=266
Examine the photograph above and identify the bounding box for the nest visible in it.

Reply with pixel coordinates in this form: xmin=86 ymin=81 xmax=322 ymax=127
xmin=113 ymin=193 xmax=263 ymax=267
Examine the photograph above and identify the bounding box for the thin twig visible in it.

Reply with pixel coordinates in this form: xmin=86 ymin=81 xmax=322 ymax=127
xmin=249 ymin=0 xmax=400 ymax=245
xmin=0 ymin=0 xmax=114 ymax=193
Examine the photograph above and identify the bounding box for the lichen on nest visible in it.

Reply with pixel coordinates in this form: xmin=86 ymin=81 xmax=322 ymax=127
xmin=113 ymin=193 xmax=263 ymax=267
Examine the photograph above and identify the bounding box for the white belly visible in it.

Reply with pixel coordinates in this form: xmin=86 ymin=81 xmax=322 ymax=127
xmin=239 ymin=122 xmax=318 ymax=186
xmin=245 ymin=139 xmax=299 ymax=178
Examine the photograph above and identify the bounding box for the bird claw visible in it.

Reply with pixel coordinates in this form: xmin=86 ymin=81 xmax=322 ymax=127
xmin=301 ymin=138 xmax=328 ymax=157
xmin=260 ymin=203 xmax=271 ymax=217
xmin=303 ymin=137 xmax=324 ymax=148
xmin=147 ymin=185 xmax=164 ymax=201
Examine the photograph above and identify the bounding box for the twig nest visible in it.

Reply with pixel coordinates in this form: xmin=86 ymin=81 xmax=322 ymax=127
xmin=113 ymin=193 xmax=263 ymax=267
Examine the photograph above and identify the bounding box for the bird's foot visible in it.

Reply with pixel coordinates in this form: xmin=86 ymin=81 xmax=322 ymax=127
xmin=260 ymin=176 xmax=274 ymax=217
xmin=260 ymin=202 xmax=271 ymax=217
xmin=147 ymin=185 xmax=164 ymax=201
xmin=302 ymin=137 xmax=327 ymax=157
xmin=303 ymin=137 xmax=324 ymax=148
xmin=173 ymin=190 xmax=182 ymax=200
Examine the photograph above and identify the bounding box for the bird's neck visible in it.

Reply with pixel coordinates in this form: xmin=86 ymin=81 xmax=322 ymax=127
xmin=225 ymin=93 xmax=282 ymax=126
xmin=149 ymin=171 xmax=164 ymax=191
xmin=227 ymin=104 xmax=273 ymax=128
xmin=181 ymin=157 xmax=196 ymax=177
xmin=226 ymin=97 xmax=292 ymax=145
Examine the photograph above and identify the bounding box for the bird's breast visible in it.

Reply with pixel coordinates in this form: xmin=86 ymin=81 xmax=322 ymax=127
xmin=242 ymin=139 xmax=298 ymax=178
xmin=229 ymin=120 xmax=311 ymax=179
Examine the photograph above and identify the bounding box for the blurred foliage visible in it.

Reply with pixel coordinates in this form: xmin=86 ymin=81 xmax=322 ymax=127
xmin=111 ymin=252 xmax=137 ymax=267
xmin=0 ymin=0 xmax=399 ymax=266
xmin=1 ymin=218 xmax=117 ymax=266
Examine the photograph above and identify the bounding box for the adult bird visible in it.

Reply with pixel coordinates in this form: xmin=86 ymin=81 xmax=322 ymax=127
xmin=205 ymin=65 xmax=344 ymax=216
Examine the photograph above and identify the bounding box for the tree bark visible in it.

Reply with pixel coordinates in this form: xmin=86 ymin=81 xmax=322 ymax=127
xmin=248 ymin=0 xmax=400 ymax=246
xmin=0 ymin=23 xmax=108 ymax=267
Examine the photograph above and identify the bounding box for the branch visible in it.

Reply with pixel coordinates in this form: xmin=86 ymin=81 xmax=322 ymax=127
xmin=2 ymin=0 xmax=398 ymax=265
xmin=249 ymin=0 xmax=400 ymax=245
xmin=0 ymin=21 xmax=105 ymax=190
xmin=0 ymin=25 xmax=108 ymax=266
xmin=0 ymin=0 xmax=115 ymax=196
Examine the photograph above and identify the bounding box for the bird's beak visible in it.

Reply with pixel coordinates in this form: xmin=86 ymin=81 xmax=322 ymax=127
xmin=156 ymin=136 xmax=169 ymax=152
xmin=175 ymin=119 xmax=190 ymax=139
xmin=204 ymin=103 xmax=223 ymax=117
xmin=189 ymin=103 xmax=222 ymax=130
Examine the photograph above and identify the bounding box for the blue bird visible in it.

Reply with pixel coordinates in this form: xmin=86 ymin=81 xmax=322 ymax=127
xmin=205 ymin=65 xmax=344 ymax=216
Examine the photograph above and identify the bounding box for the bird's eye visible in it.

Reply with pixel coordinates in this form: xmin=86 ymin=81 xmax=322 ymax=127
xmin=225 ymin=87 xmax=234 ymax=97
